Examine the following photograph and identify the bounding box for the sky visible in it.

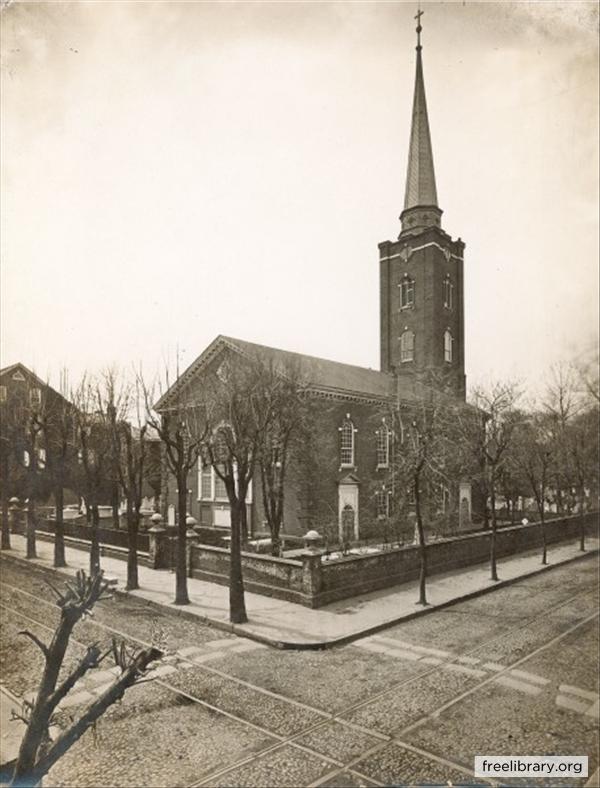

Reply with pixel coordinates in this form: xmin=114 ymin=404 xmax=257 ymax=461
xmin=1 ymin=0 xmax=598 ymax=399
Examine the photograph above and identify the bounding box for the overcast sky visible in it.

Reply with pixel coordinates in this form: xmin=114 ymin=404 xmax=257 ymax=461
xmin=1 ymin=1 xmax=598 ymax=397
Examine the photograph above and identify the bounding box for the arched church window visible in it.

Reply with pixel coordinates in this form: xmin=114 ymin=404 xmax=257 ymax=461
xmin=213 ymin=424 xmax=232 ymax=462
xmin=400 ymin=330 xmax=415 ymax=363
xmin=339 ymin=418 xmax=355 ymax=467
xmin=443 ymin=276 xmax=454 ymax=309
xmin=375 ymin=487 xmax=390 ymax=518
xmin=400 ymin=276 xmax=414 ymax=309
xmin=444 ymin=329 xmax=453 ymax=363
xmin=199 ymin=464 xmax=213 ymax=500
xmin=376 ymin=422 xmax=390 ymax=468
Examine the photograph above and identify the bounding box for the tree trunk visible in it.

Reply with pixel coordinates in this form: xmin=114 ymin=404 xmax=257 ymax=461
xmin=111 ymin=484 xmax=120 ymax=530
xmin=579 ymin=485 xmax=586 ymax=551
xmin=489 ymin=482 xmax=499 ymax=581
xmin=89 ymin=505 xmax=100 ymax=575
xmin=1 ymin=486 xmax=10 ymax=550
xmin=415 ymin=480 xmax=428 ymax=606
xmin=21 ymin=646 xmax=161 ymax=788
xmin=481 ymin=485 xmax=490 ymax=530
xmin=26 ymin=498 xmax=37 ymax=559
xmin=240 ymin=502 xmax=249 ymax=545
xmin=270 ymin=526 xmax=282 ymax=557
xmin=535 ymin=481 xmax=547 ymax=566
xmin=229 ymin=500 xmax=248 ymax=623
xmin=11 ymin=611 xmax=78 ymax=783
xmin=540 ymin=508 xmax=547 ymax=565
xmin=53 ymin=486 xmax=66 ymax=568
xmin=174 ymin=481 xmax=189 ymax=604
xmin=126 ymin=498 xmax=139 ymax=591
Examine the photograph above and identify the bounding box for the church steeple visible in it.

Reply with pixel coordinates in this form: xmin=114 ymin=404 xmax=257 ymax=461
xmin=400 ymin=9 xmax=442 ymax=236
xmin=379 ymin=7 xmax=466 ymax=398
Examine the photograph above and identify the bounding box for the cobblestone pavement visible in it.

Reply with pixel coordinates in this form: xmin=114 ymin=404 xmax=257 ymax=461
xmin=0 ymin=554 xmax=598 ymax=787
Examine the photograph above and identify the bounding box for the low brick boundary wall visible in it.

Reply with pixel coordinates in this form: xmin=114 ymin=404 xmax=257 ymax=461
xmin=190 ymin=512 xmax=599 ymax=608
xmin=190 ymin=547 xmax=309 ymax=605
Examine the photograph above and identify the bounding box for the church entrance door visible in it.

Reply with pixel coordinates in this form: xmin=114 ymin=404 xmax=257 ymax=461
xmin=338 ymin=483 xmax=359 ymax=542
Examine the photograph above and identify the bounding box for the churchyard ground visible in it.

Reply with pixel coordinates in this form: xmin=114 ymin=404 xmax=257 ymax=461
xmin=0 ymin=554 xmax=598 ymax=787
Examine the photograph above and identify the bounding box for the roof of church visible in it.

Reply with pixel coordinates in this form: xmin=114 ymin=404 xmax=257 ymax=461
xmin=155 ymin=335 xmax=397 ymax=409
xmin=221 ymin=336 xmax=396 ymax=400
xmin=403 ymin=27 xmax=438 ymax=210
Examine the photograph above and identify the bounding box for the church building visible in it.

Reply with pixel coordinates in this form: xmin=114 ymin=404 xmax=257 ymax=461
xmin=158 ymin=16 xmax=472 ymax=541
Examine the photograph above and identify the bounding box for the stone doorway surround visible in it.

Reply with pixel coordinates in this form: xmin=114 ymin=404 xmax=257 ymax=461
xmin=459 ymin=481 xmax=472 ymax=529
xmin=338 ymin=473 xmax=360 ymax=541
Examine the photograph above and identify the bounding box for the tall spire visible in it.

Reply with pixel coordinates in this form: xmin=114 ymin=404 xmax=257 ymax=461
xmin=400 ymin=7 xmax=442 ymax=235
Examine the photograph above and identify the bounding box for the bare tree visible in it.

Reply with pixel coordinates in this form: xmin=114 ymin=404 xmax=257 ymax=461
xmin=497 ymin=460 xmax=527 ymax=525
xmin=543 ymin=363 xmax=579 ymax=516
xmin=390 ymin=384 xmax=454 ymax=606
xmin=9 ymin=569 xmax=162 ymax=787
xmin=512 ymin=410 xmax=553 ymax=564
xmin=141 ymin=371 xmax=207 ymax=605
xmin=253 ymin=360 xmax=308 ymax=557
xmin=72 ymin=377 xmax=113 ymax=575
xmin=573 ymin=349 xmax=600 ymax=405
xmin=100 ymin=370 xmax=148 ymax=591
xmin=22 ymin=404 xmax=49 ymax=561
xmin=38 ymin=381 xmax=77 ymax=568
xmin=565 ymin=408 xmax=598 ymax=551
xmin=203 ymin=358 xmax=273 ymax=624
xmin=457 ymin=382 xmax=522 ymax=581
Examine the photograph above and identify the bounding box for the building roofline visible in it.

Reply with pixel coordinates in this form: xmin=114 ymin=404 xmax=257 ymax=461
xmin=0 ymin=362 xmax=72 ymax=404
xmin=154 ymin=335 xmax=396 ymax=410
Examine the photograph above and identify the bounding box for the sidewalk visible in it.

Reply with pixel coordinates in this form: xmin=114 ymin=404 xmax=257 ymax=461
xmin=0 ymin=686 xmax=24 ymax=772
xmin=2 ymin=534 xmax=597 ymax=649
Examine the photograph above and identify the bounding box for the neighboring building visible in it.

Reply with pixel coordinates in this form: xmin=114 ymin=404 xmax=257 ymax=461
xmin=157 ymin=19 xmax=473 ymax=540
xmin=0 ymin=362 xmax=79 ymax=506
xmin=0 ymin=363 xmax=60 ymax=416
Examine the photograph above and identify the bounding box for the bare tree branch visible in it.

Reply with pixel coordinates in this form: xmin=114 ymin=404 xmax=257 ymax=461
xmin=18 ymin=630 xmax=49 ymax=660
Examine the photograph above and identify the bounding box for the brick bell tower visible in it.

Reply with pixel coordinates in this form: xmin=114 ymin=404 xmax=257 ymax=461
xmin=379 ymin=10 xmax=466 ymax=400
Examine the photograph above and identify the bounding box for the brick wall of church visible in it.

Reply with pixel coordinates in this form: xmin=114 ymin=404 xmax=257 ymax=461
xmin=275 ymin=394 xmax=393 ymax=538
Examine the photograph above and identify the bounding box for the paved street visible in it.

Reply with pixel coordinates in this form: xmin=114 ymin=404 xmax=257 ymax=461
xmin=0 ymin=555 xmax=598 ymax=787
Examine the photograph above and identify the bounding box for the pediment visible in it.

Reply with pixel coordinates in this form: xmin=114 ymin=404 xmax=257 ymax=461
xmin=338 ymin=472 xmax=360 ymax=486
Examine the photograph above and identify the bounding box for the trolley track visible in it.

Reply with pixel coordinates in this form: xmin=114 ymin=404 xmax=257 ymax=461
xmin=1 ymin=567 xmax=597 ymax=787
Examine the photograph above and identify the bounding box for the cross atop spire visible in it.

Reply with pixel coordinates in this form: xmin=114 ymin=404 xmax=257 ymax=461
xmin=415 ymin=6 xmax=424 ymax=50
xmin=399 ymin=6 xmax=442 ymax=236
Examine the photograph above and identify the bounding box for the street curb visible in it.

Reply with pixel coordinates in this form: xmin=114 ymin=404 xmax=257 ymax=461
xmin=0 ymin=552 xmax=279 ymax=649
xmin=272 ymin=548 xmax=599 ymax=651
xmin=1 ymin=546 xmax=597 ymax=651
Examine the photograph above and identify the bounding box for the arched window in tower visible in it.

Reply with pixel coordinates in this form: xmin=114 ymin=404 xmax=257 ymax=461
xmin=376 ymin=422 xmax=390 ymax=468
xmin=444 ymin=329 xmax=453 ymax=363
xmin=400 ymin=330 xmax=415 ymax=363
xmin=443 ymin=276 xmax=454 ymax=309
xmin=339 ymin=417 xmax=355 ymax=468
xmin=400 ymin=276 xmax=415 ymax=309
